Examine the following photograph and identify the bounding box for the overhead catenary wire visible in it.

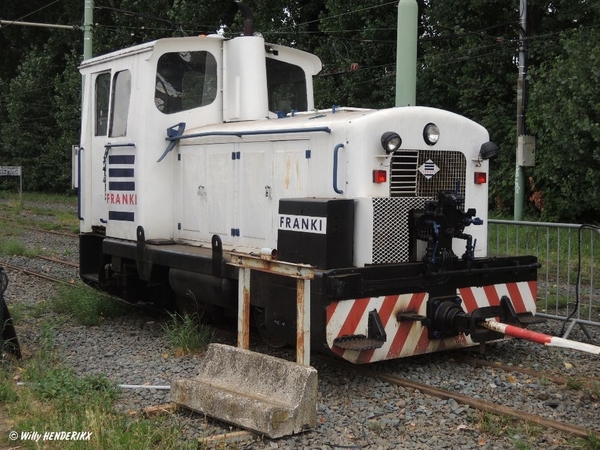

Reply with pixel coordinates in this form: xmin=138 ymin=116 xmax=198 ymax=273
xmin=0 ymin=0 xmax=61 ymax=31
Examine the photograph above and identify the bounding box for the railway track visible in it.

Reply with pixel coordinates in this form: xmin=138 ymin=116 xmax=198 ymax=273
xmin=314 ymin=354 xmax=599 ymax=441
xmin=1 ymin=261 xmax=74 ymax=286
xmin=2 ymin=209 xmax=599 ymax=448
xmin=0 ymin=217 xmax=80 ymax=283
xmin=0 ymin=215 xmax=78 ymax=239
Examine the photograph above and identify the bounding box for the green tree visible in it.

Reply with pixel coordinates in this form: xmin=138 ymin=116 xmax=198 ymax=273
xmin=527 ymin=27 xmax=600 ymax=222
xmin=417 ymin=0 xmax=518 ymax=213
xmin=313 ymin=0 xmax=398 ymax=109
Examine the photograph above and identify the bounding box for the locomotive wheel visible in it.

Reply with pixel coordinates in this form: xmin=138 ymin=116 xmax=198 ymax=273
xmin=254 ymin=307 xmax=287 ymax=348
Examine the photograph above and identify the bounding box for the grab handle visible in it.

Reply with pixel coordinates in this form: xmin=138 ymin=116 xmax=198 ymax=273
xmin=333 ymin=143 xmax=345 ymax=194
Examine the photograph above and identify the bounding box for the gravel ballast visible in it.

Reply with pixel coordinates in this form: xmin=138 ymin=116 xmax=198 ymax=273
xmin=2 ymin=200 xmax=600 ymax=449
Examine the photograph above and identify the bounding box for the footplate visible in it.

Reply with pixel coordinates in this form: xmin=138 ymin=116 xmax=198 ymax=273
xmin=333 ymin=335 xmax=385 ymax=351
xmin=333 ymin=309 xmax=387 ymax=351
xmin=516 ymin=312 xmax=546 ymax=325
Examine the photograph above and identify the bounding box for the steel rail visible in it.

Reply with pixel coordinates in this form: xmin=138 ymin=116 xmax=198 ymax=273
xmin=1 ymin=262 xmax=73 ymax=286
xmin=37 ymin=255 xmax=79 ymax=268
xmin=455 ymin=354 xmax=566 ymax=385
xmin=315 ymin=355 xmax=600 ymax=440
xmin=0 ymin=261 xmax=170 ymax=318
xmin=25 ymin=226 xmax=78 ymax=239
xmin=20 ymin=225 xmax=78 ymax=239
xmin=0 ymin=215 xmax=78 ymax=239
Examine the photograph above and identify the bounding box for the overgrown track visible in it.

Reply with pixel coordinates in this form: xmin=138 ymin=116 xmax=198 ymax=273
xmin=0 ymin=215 xmax=78 ymax=239
xmin=314 ymin=354 xmax=599 ymax=440
xmin=1 ymin=261 xmax=74 ymax=286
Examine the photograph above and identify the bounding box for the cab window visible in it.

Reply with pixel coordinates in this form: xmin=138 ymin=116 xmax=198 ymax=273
xmin=266 ymin=59 xmax=307 ymax=115
xmin=155 ymin=51 xmax=218 ymax=114
xmin=109 ymin=70 xmax=131 ymax=137
xmin=95 ymin=72 xmax=110 ymax=136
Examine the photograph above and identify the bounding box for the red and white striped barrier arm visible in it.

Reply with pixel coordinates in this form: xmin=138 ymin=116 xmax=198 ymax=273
xmin=481 ymin=319 xmax=600 ymax=355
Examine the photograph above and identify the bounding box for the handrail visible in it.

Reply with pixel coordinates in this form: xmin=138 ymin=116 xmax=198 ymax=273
xmin=104 ymin=142 xmax=136 ymax=149
xmin=159 ymin=123 xmax=331 ymax=163
xmin=490 ymin=219 xmax=600 ymax=233
xmin=333 ymin=143 xmax=345 ymax=194
xmin=77 ymin=147 xmax=83 ymax=220
xmin=165 ymin=126 xmax=332 ymax=142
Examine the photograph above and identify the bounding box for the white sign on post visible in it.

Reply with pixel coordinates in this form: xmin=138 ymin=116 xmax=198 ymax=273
xmin=0 ymin=166 xmax=21 ymax=176
xmin=0 ymin=165 xmax=23 ymax=202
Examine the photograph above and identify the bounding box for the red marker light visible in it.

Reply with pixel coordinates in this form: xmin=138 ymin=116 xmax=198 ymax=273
xmin=373 ymin=170 xmax=387 ymax=183
xmin=474 ymin=172 xmax=487 ymax=184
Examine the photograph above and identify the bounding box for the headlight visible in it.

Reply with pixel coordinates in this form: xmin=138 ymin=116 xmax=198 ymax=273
xmin=423 ymin=123 xmax=440 ymax=146
xmin=479 ymin=141 xmax=499 ymax=160
xmin=380 ymin=131 xmax=402 ymax=153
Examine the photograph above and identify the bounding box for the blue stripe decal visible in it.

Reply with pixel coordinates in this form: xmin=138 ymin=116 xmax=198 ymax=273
xmin=109 ymin=168 xmax=134 ymax=177
xmin=109 ymin=155 xmax=135 ymax=164
xmin=108 ymin=181 xmax=135 ymax=191
xmin=109 ymin=211 xmax=135 ymax=222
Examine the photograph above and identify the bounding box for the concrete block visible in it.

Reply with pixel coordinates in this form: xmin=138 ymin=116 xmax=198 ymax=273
xmin=171 ymin=343 xmax=318 ymax=438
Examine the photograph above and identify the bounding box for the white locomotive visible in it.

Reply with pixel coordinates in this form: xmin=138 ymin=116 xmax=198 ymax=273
xmin=76 ymin=10 xmax=539 ymax=363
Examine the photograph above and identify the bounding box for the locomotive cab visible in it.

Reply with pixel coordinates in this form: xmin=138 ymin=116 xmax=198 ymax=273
xmin=78 ymin=32 xmax=321 ymax=260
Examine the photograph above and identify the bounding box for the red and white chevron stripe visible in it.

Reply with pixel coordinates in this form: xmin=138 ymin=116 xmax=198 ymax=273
xmin=325 ymin=281 xmax=537 ymax=363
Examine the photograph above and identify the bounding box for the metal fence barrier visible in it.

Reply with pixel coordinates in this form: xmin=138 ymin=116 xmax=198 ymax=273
xmin=488 ymin=219 xmax=600 ymax=338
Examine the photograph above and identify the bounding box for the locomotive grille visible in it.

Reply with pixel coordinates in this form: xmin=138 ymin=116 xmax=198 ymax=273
xmin=389 ymin=151 xmax=419 ymax=196
xmin=390 ymin=150 xmax=466 ymax=198
xmin=374 ymin=150 xmax=467 ymax=264
xmin=372 ymin=197 xmax=428 ymax=264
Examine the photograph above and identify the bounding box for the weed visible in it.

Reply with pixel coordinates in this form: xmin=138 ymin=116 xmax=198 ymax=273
xmin=6 ymin=303 xmax=25 ymax=324
xmin=539 ymin=376 xmax=551 ymax=386
xmin=513 ymin=440 xmax=531 ymax=450
xmin=1 ymin=341 xmax=197 ymax=450
xmin=162 ymin=311 xmax=213 ymax=355
xmin=567 ymin=378 xmax=585 ymax=391
xmin=477 ymin=412 xmax=510 ymax=435
xmin=0 ymin=364 xmax=18 ymax=403
xmin=0 ymin=238 xmax=39 ymax=257
xmin=50 ymin=283 xmax=129 ymax=326
xmin=28 ymin=367 xmax=117 ymax=407
xmin=365 ymin=418 xmax=383 ymax=434
xmin=574 ymin=431 xmax=600 ymax=450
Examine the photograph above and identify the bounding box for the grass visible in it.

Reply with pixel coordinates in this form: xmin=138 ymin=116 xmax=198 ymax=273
xmin=567 ymin=378 xmax=585 ymax=391
xmin=468 ymin=411 xmax=545 ymax=448
xmin=0 ymin=325 xmax=198 ymax=450
xmin=0 ymin=191 xmax=78 ymax=233
xmin=487 ymin=220 xmax=598 ymax=284
xmin=0 ymin=237 xmax=41 ymax=258
xmin=575 ymin=432 xmax=600 ymax=450
xmin=161 ymin=311 xmax=213 ymax=356
xmin=50 ymin=283 xmax=130 ymax=327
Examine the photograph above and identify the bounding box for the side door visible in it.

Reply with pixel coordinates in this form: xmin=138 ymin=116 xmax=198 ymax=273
xmin=101 ymin=69 xmax=137 ymax=238
xmin=89 ymin=71 xmax=111 ymax=228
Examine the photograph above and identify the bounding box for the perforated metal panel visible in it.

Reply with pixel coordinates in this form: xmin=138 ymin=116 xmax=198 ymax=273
xmin=379 ymin=150 xmax=467 ymax=264
xmin=417 ymin=150 xmax=466 ymax=198
xmin=372 ymin=197 xmax=428 ymax=264
xmin=390 ymin=150 xmax=466 ymax=198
